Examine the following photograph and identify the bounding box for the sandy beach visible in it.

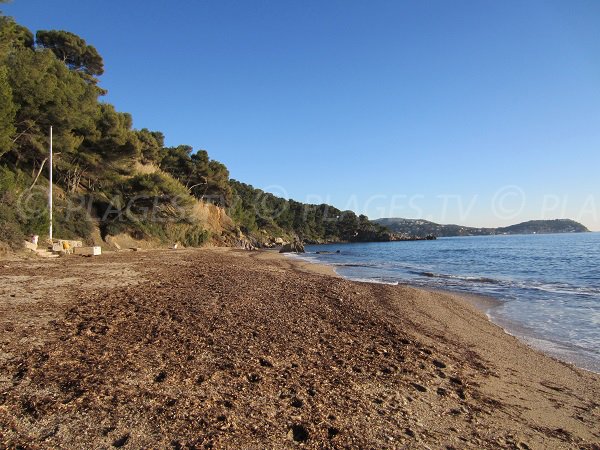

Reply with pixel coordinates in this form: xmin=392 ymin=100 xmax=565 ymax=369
xmin=0 ymin=248 xmax=598 ymax=449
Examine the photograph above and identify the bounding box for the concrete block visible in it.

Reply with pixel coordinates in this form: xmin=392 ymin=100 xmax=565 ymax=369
xmin=55 ymin=240 xmax=82 ymax=250
xmin=74 ymin=246 xmax=102 ymax=256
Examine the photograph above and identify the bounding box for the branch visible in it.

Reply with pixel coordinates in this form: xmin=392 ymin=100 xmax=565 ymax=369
xmin=12 ymin=123 xmax=36 ymax=144
xmin=27 ymin=157 xmax=48 ymax=190
xmin=187 ymin=181 xmax=207 ymax=193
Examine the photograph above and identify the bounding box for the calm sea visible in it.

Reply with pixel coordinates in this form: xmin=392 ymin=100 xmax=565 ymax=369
xmin=293 ymin=233 xmax=600 ymax=373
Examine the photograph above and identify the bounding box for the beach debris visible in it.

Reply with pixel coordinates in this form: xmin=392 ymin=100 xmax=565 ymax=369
xmin=327 ymin=426 xmax=339 ymax=439
xmin=288 ymin=424 xmax=309 ymax=442
xmin=112 ymin=433 xmax=130 ymax=447
xmin=246 ymin=373 xmax=261 ymax=383
xmin=449 ymin=376 xmax=463 ymax=385
xmin=258 ymin=357 xmax=273 ymax=367
xmin=433 ymin=359 xmax=447 ymax=369
xmin=412 ymin=382 xmax=428 ymax=392
xmin=4 ymin=247 xmax=595 ymax=449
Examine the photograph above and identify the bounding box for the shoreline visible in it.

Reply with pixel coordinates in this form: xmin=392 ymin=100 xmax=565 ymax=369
xmin=1 ymin=247 xmax=598 ymax=448
xmin=290 ymin=248 xmax=600 ymax=374
xmin=423 ymin=287 xmax=600 ymax=375
xmin=404 ymin=285 xmax=600 ymax=375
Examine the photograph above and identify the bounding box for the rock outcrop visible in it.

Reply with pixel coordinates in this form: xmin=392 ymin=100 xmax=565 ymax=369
xmin=279 ymin=241 xmax=305 ymax=253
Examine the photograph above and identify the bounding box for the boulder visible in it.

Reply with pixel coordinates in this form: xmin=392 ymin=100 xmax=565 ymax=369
xmin=238 ymin=237 xmax=256 ymax=251
xmin=24 ymin=241 xmax=38 ymax=252
xmin=279 ymin=241 xmax=305 ymax=253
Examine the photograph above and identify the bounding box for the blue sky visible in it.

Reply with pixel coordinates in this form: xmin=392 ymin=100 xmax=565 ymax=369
xmin=4 ymin=0 xmax=600 ymax=230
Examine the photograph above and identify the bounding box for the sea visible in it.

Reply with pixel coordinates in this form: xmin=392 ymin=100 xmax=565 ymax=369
xmin=291 ymin=233 xmax=600 ymax=373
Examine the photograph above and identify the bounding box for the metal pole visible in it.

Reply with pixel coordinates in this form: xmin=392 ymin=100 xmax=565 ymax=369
xmin=49 ymin=126 xmax=53 ymax=242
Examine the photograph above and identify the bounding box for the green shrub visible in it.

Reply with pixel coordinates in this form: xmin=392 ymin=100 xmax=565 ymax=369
xmin=0 ymin=201 xmax=25 ymax=249
xmin=54 ymin=196 xmax=94 ymax=239
xmin=0 ymin=165 xmax=48 ymax=247
xmin=103 ymin=220 xmax=210 ymax=247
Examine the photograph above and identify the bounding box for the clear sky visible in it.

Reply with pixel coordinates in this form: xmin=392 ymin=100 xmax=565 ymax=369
xmin=4 ymin=0 xmax=600 ymax=230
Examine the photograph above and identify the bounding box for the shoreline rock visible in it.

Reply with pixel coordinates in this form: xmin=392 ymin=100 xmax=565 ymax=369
xmin=279 ymin=241 xmax=305 ymax=253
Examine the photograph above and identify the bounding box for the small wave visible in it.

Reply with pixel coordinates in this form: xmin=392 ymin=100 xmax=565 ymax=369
xmin=347 ymin=277 xmax=399 ymax=286
xmin=408 ymin=270 xmax=600 ymax=297
xmin=283 ymin=253 xmax=328 ymax=265
xmin=416 ymin=271 xmax=499 ymax=284
xmin=518 ymin=282 xmax=600 ymax=297
xmin=334 ymin=263 xmax=379 ymax=268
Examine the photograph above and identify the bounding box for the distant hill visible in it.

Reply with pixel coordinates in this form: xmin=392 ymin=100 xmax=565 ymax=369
xmin=495 ymin=219 xmax=589 ymax=235
xmin=373 ymin=218 xmax=589 ymax=238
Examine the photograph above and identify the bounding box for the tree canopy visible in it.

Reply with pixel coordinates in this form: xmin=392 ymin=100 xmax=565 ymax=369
xmin=0 ymin=66 xmax=15 ymax=156
xmin=36 ymin=30 xmax=104 ymax=82
xmin=0 ymin=15 xmax=34 ymax=52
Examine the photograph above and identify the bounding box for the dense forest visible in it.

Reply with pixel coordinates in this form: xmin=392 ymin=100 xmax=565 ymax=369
xmin=0 ymin=11 xmax=392 ymax=250
xmin=229 ymin=180 xmax=394 ymax=243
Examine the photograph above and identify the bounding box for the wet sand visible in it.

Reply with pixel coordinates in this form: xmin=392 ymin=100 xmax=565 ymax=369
xmin=0 ymin=248 xmax=598 ymax=448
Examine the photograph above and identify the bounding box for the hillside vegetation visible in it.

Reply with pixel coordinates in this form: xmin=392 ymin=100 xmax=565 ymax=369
xmin=0 ymin=12 xmax=391 ymax=250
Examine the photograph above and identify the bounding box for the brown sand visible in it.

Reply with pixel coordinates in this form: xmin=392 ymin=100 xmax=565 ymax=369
xmin=0 ymin=248 xmax=598 ymax=449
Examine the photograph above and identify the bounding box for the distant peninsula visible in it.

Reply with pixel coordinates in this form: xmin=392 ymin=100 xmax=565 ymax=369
xmin=373 ymin=218 xmax=589 ymax=238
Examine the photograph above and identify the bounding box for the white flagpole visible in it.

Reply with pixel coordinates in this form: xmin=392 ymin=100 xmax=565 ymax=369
xmin=49 ymin=126 xmax=53 ymax=242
